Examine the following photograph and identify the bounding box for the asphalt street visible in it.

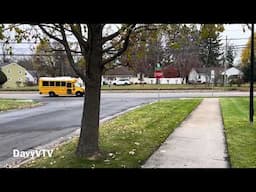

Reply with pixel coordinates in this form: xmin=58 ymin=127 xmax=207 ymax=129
xmin=0 ymin=93 xmax=157 ymax=164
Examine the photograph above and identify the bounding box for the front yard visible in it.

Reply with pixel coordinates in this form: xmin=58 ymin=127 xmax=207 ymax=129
xmin=220 ymin=97 xmax=256 ymax=168
xmin=22 ymin=99 xmax=201 ymax=168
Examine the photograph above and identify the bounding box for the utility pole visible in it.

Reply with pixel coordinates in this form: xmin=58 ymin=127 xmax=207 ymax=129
xmin=224 ymin=35 xmax=228 ymax=87
xmin=250 ymin=23 xmax=254 ymax=123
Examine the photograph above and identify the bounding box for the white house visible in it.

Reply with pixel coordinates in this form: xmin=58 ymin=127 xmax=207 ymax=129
xmin=221 ymin=67 xmax=243 ymax=79
xmin=188 ymin=67 xmax=224 ymax=84
xmin=188 ymin=68 xmax=209 ymax=84
xmin=25 ymin=70 xmax=38 ymax=84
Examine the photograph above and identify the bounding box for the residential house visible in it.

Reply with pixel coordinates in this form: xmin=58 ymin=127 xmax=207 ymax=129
xmin=188 ymin=67 xmax=224 ymax=84
xmin=26 ymin=70 xmax=38 ymax=85
xmin=221 ymin=67 xmax=243 ymax=82
xmin=0 ymin=63 xmax=36 ymax=88
xmin=103 ymin=66 xmax=135 ymax=82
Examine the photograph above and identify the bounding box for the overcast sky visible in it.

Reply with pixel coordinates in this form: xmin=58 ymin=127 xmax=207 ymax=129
xmin=220 ymin=24 xmax=252 ymax=65
xmin=1 ymin=24 xmax=253 ymax=65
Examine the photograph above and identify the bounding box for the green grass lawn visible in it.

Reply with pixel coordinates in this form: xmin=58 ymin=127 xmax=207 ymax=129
xmin=220 ymin=97 xmax=256 ymax=168
xmin=22 ymin=99 xmax=201 ymax=168
xmin=0 ymin=99 xmax=40 ymax=112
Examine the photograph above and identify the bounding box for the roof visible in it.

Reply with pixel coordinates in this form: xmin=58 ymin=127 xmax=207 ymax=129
xmin=0 ymin=63 xmax=25 ymax=69
xmin=27 ymin=70 xmax=38 ymax=78
xmin=39 ymin=76 xmax=77 ymax=81
xmin=221 ymin=67 xmax=243 ymax=76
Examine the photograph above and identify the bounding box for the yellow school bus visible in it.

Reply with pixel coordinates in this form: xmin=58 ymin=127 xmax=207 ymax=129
xmin=39 ymin=77 xmax=85 ymax=97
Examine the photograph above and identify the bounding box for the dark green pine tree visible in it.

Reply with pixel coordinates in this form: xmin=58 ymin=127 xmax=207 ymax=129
xmin=199 ymin=24 xmax=224 ymax=67
xmin=226 ymin=44 xmax=235 ymax=68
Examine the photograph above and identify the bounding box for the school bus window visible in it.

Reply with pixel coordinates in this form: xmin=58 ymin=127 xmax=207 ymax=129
xmin=61 ymin=82 xmax=66 ymax=86
xmin=67 ymin=82 xmax=72 ymax=87
xmin=50 ymin=81 xmax=55 ymax=86
xmin=42 ymin=81 xmax=49 ymax=86
xmin=56 ymin=82 xmax=60 ymax=86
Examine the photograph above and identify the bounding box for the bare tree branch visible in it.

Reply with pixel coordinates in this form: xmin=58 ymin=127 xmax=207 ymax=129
xmin=39 ymin=24 xmax=64 ymax=44
xmin=102 ymin=28 xmax=134 ymax=54
xmin=103 ymin=62 xmax=130 ymax=73
xmin=102 ymin=24 xmax=137 ymax=44
xmin=39 ymin=24 xmax=62 ymax=33
xmin=102 ymin=25 xmax=136 ymax=66
xmin=102 ymin=40 xmax=123 ymax=54
xmin=70 ymin=24 xmax=89 ymax=53
xmin=102 ymin=28 xmax=122 ymax=44
xmin=59 ymin=24 xmax=86 ymax=82
xmin=134 ymin=24 xmax=158 ymax=33
xmin=45 ymin=49 xmax=82 ymax=54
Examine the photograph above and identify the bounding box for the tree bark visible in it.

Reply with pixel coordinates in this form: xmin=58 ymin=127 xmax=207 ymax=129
xmin=76 ymin=24 xmax=103 ymax=158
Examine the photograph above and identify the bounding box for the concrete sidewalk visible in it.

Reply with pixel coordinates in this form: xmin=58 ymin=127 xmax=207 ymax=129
xmin=142 ymin=98 xmax=229 ymax=168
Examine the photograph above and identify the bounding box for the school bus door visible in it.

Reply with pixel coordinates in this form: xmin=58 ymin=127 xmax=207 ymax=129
xmin=67 ymin=82 xmax=72 ymax=94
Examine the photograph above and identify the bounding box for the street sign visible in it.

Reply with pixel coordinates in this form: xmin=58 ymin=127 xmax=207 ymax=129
xmin=155 ymin=63 xmax=162 ymax=70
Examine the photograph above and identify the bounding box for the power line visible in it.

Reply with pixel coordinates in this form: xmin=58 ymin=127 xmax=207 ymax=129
xmin=0 ymin=38 xmax=251 ymax=44
xmin=0 ymin=54 xmax=83 ymax=56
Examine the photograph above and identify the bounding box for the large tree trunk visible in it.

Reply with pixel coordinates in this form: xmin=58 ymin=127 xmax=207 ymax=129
xmin=76 ymin=24 xmax=103 ymax=158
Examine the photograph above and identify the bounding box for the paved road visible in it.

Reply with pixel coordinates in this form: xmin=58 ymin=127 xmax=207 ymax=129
xmin=0 ymin=91 xmax=251 ymax=165
xmin=0 ymin=93 xmax=158 ymax=164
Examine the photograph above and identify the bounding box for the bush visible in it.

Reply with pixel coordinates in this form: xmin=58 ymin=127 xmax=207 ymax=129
xmin=228 ymin=77 xmax=243 ymax=87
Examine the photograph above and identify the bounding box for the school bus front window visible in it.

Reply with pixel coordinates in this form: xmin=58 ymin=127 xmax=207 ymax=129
xmin=67 ymin=83 xmax=71 ymax=87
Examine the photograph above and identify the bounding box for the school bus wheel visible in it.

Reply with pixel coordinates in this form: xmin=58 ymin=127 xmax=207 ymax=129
xmin=75 ymin=91 xmax=83 ymax=97
xmin=49 ymin=91 xmax=56 ymax=97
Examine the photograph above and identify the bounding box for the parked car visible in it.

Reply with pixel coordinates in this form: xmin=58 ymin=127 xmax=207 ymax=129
xmin=134 ymin=80 xmax=147 ymax=84
xmin=112 ymin=78 xmax=131 ymax=85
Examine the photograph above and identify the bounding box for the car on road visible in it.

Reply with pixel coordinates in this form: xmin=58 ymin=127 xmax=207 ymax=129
xmin=112 ymin=78 xmax=131 ymax=86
